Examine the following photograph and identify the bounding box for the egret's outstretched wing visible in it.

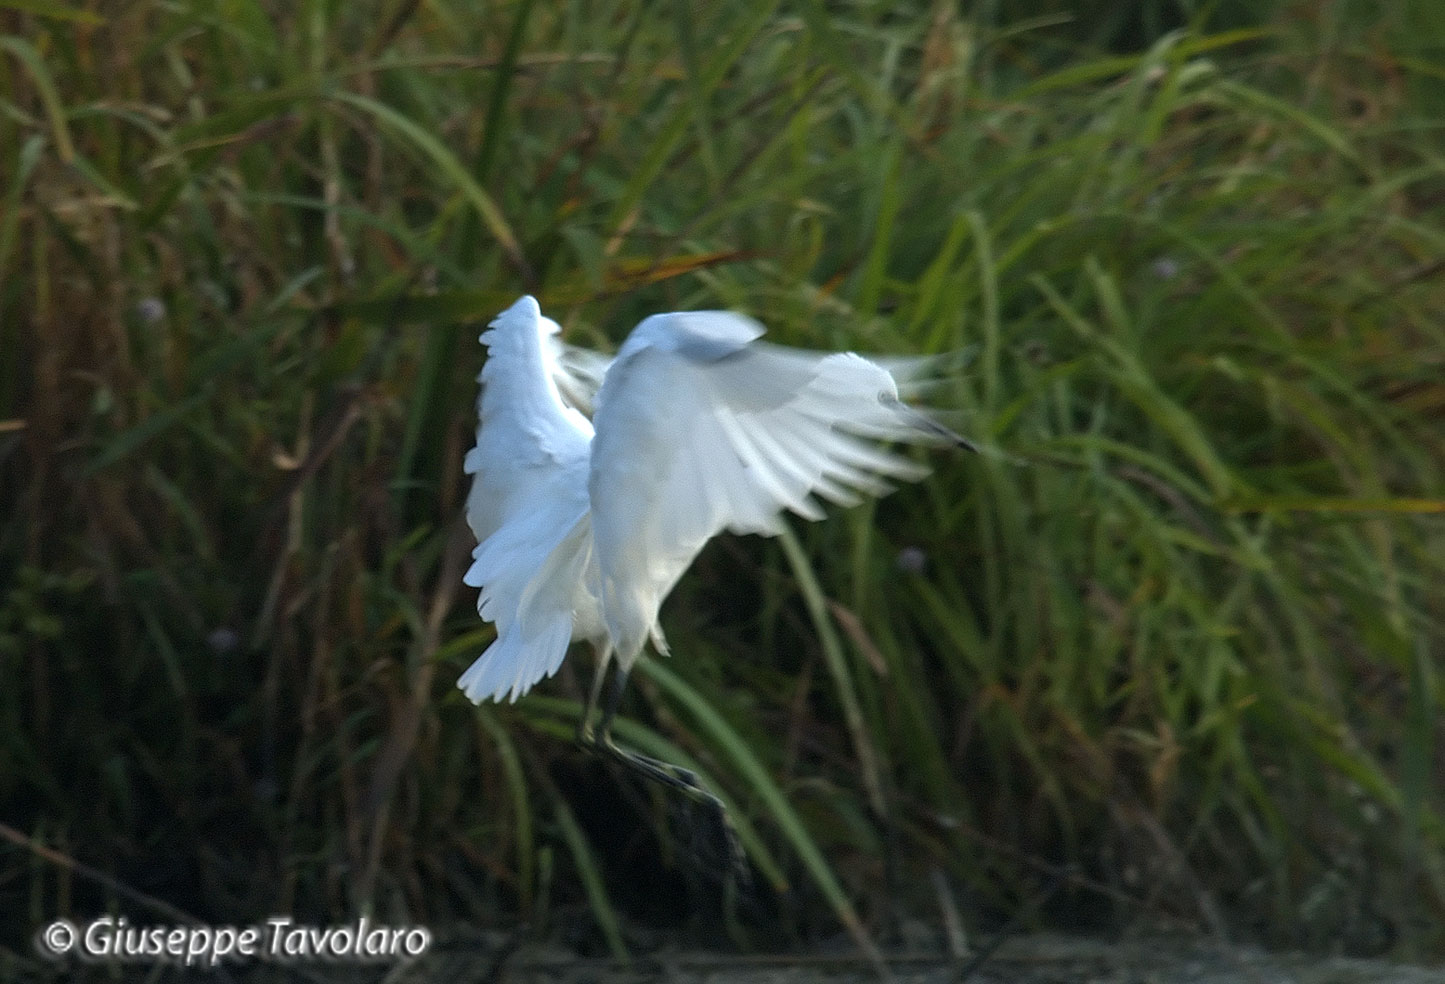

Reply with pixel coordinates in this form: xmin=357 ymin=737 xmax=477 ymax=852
xmin=460 ymin=295 xmax=598 ymax=703
xmin=464 ymin=295 xmax=593 ymax=545
xmin=588 ymin=311 xmax=947 ymax=657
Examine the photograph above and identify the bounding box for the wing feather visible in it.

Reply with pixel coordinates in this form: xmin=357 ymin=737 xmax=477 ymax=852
xmin=465 ymin=296 xmax=593 ymax=545
xmin=459 ymin=296 xmax=599 ymax=703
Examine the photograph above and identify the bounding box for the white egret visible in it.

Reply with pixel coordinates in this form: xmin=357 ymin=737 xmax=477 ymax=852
xmin=458 ymin=295 xmax=972 ymax=875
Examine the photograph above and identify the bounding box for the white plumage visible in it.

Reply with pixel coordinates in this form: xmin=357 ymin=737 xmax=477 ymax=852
xmin=458 ymin=294 xmax=960 ymax=705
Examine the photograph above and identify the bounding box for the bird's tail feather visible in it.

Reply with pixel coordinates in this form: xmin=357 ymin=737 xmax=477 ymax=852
xmin=459 ymin=514 xmax=593 ymax=703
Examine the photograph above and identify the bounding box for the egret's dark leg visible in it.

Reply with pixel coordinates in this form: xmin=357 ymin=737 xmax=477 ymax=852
xmin=583 ymin=663 xmax=751 ymax=890
xmin=576 ymin=651 xmax=612 ymax=747
xmin=594 ymin=665 xmax=706 ymax=794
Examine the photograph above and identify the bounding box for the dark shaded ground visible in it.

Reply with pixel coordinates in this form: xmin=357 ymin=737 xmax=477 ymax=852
xmin=232 ymin=934 xmax=1442 ymax=984
xmin=423 ymin=936 xmax=1442 ymax=984
xmin=15 ymin=929 xmax=1443 ymax=983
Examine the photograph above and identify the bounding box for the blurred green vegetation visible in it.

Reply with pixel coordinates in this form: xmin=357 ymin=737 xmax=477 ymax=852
xmin=3 ymin=0 xmax=1444 ymax=971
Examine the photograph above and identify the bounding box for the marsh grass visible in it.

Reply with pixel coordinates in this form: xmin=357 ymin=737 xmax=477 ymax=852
xmin=3 ymin=0 xmax=1444 ymax=969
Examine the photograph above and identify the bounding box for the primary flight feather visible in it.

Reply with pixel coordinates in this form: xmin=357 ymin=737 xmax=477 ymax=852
xmin=458 ymin=294 xmax=967 ymax=706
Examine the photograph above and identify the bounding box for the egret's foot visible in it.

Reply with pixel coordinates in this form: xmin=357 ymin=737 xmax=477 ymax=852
xmin=668 ymin=782 xmax=752 ymax=895
xmin=588 ymin=733 xmax=752 ymax=893
xmin=577 ymin=661 xmax=752 ymax=893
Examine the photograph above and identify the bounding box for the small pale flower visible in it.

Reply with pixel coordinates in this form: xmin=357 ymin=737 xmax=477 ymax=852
xmin=896 ymin=545 xmax=927 ymax=575
xmin=207 ymin=626 xmax=240 ymax=655
xmin=136 ymin=297 xmax=166 ymax=323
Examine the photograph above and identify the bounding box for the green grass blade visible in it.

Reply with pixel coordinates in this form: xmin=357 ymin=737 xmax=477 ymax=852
xmin=0 ymin=35 xmax=75 ymax=162
xmin=549 ymin=791 xmax=628 ymax=960
xmin=332 ymin=90 xmax=530 ymax=278
xmin=778 ymin=525 xmax=885 ymax=815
